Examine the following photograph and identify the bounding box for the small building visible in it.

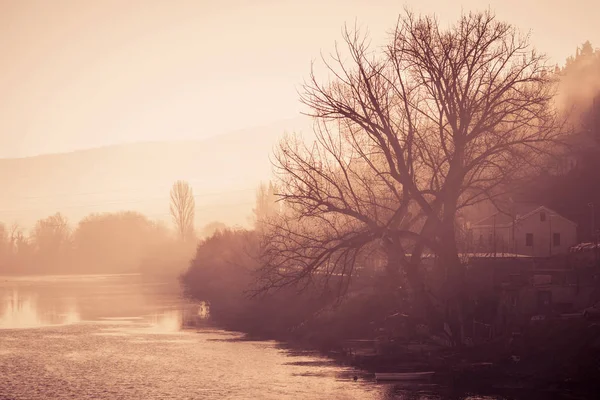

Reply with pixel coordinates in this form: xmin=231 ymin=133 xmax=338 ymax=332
xmin=471 ymin=205 xmax=577 ymax=257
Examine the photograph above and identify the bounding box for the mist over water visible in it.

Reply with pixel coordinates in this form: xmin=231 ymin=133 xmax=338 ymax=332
xmin=0 ymin=1 xmax=598 ymax=398
xmin=0 ymin=274 xmax=448 ymax=400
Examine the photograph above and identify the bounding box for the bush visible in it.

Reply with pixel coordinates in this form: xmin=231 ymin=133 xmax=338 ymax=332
xmin=180 ymin=228 xmax=411 ymax=349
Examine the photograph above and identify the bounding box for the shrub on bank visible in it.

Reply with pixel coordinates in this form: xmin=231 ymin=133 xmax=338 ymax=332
xmin=180 ymin=228 xmax=319 ymax=338
xmin=179 ymin=228 xmax=407 ymax=347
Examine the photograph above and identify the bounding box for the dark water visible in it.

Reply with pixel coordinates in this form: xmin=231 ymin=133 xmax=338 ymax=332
xmin=0 ymin=274 xmax=502 ymax=399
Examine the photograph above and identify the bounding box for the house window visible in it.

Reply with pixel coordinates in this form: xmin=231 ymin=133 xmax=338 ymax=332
xmin=553 ymin=233 xmax=561 ymax=246
xmin=540 ymin=212 xmax=546 ymax=222
xmin=526 ymin=233 xmax=534 ymax=246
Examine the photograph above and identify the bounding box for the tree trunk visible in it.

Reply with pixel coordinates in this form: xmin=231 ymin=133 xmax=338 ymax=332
xmin=385 ymin=234 xmax=445 ymax=334
xmin=439 ymin=189 xmax=467 ymax=347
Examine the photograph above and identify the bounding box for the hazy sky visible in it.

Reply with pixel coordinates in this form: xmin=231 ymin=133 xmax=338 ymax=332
xmin=1 ymin=0 xmax=598 ymax=158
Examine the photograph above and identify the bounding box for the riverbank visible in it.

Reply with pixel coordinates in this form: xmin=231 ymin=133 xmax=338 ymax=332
xmin=191 ymin=313 xmax=600 ymax=399
xmin=179 ymin=229 xmax=600 ymax=398
xmin=182 ymin=292 xmax=600 ymax=397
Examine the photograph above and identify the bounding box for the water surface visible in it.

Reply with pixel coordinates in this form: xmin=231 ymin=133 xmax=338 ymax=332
xmin=0 ymin=274 xmax=499 ymax=399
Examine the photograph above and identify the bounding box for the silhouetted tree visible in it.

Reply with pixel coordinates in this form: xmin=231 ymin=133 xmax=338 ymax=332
xmin=260 ymin=10 xmax=564 ymax=345
xmin=0 ymin=211 xmax=187 ymax=275
xmin=32 ymin=212 xmax=71 ymax=271
xmin=181 ymin=228 xmax=325 ymax=337
xmin=182 ymin=228 xmax=258 ymax=302
xmin=8 ymin=223 xmax=35 ymax=272
xmin=170 ymin=180 xmax=196 ymax=242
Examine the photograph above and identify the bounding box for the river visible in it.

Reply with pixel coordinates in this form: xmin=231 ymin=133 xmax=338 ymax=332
xmin=0 ymin=274 xmax=503 ymax=399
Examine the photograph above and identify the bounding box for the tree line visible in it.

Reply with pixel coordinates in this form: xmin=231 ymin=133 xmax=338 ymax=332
xmin=0 ymin=180 xmax=221 ymax=275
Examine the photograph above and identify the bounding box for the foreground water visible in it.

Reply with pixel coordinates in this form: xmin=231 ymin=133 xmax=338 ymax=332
xmin=0 ymin=274 xmax=503 ymax=400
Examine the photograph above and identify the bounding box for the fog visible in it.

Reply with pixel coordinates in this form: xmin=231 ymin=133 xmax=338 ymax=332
xmin=0 ymin=118 xmax=311 ymax=228
xmin=1 ymin=2 xmax=600 ymax=399
xmin=557 ymin=41 xmax=600 ymax=119
xmin=0 ymin=2 xmax=597 ymax=276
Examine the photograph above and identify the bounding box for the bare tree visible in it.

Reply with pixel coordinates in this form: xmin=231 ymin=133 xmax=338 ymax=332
xmin=4 ymin=223 xmax=33 ymax=270
xmin=9 ymin=223 xmax=27 ymax=253
xmin=170 ymin=180 xmax=196 ymax=241
xmin=31 ymin=212 xmax=72 ymax=270
xmin=259 ymin=10 xmax=564 ymax=345
xmin=33 ymin=213 xmax=71 ymax=251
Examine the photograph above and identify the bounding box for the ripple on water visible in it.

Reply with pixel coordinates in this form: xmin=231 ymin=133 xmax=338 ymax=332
xmin=0 ymin=323 xmax=391 ymax=400
xmin=0 ymin=276 xmax=509 ymax=399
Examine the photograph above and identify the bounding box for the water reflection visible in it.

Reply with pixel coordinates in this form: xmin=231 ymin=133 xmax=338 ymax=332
xmin=148 ymin=309 xmax=182 ymax=333
xmin=0 ymin=291 xmax=80 ymax=329
xmin=0 ymin=275 xmax=512 ymax=399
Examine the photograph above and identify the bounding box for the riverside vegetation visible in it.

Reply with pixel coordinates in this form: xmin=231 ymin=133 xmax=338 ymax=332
xmin=181 ymin=11 xmax=600 ymax=397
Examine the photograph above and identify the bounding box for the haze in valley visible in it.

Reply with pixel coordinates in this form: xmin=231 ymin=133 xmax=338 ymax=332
xmin=1 ymin=0 xmax=599 ymax=231
xmin=2 ymin=1 xmax=600 ymax=400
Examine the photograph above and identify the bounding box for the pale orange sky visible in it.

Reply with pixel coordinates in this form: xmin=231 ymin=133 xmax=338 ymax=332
xmin=1 ymin=0 xmax=598 ymax=158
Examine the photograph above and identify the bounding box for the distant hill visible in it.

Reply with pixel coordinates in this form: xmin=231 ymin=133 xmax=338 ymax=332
xmin=0 ymin=117 xmax=313 ymax=230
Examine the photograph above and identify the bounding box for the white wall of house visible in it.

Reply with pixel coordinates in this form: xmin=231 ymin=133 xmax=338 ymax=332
xmin=513 ymin=209 xmax=577 ymax=257
xmin=471 ymin=207 xmax=577 ymax=257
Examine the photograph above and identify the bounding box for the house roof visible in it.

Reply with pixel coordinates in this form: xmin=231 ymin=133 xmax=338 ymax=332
xmin=519 ymin=206 xmax=577 ymax=227
xmin=472 ymin=205 xmax=577 ymax=228
xmin=473 ymin=203 xmax=540 ymax=227
xmin=474 ymin=212 xmax=514 ymax=227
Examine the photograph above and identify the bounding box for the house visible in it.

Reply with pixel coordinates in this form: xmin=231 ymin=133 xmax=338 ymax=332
xmin=470 ymin=205 xmax=577 ymax=257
